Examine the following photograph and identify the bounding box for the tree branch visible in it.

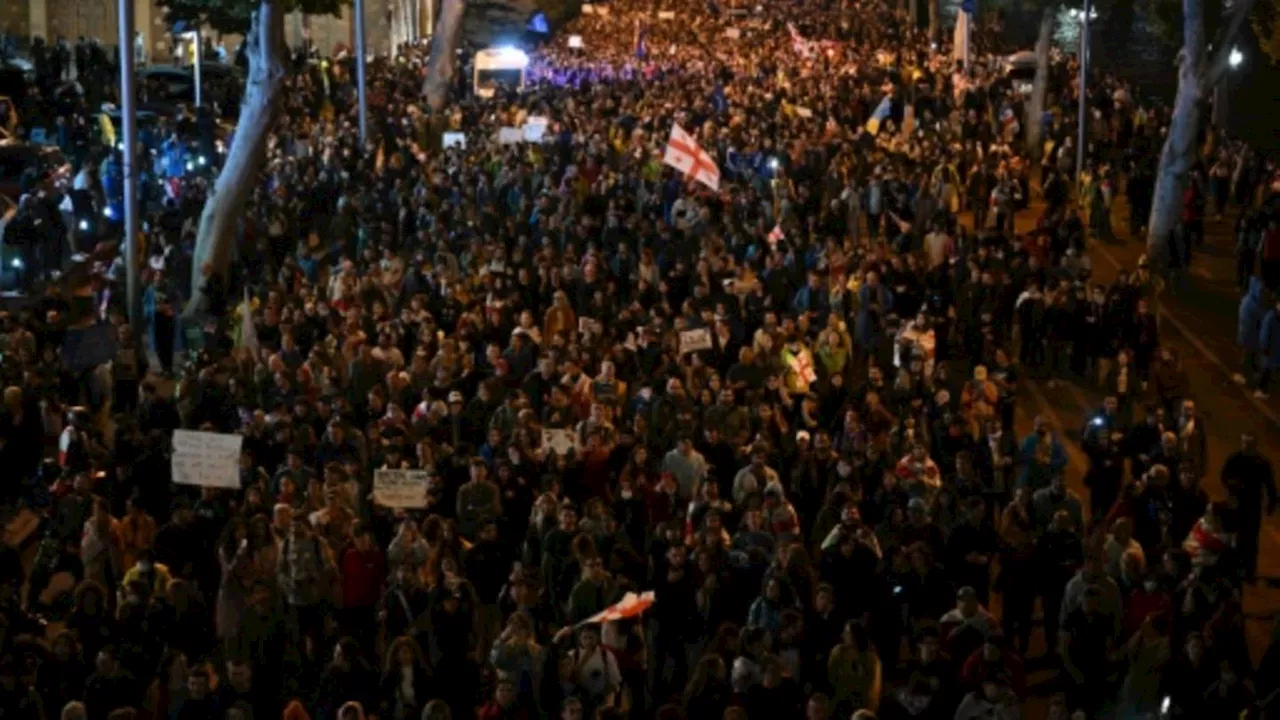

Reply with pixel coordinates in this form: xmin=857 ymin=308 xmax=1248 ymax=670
xmin=1202 ymin=0 xmax=1258 ymax=90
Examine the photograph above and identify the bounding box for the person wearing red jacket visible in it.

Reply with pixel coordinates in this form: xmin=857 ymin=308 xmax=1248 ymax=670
xmin=477 ymin=679 xmax=532 ymax=720
xmin=340 ymin=524 xmax=387 ymax=640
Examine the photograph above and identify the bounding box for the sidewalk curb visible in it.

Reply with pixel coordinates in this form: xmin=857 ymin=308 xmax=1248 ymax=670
xmin=1088 ymin=239 xmax=1280 ymax=428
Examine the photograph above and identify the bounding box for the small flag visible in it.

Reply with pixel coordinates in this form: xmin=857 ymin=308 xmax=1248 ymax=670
xmin=953 ymin=8 xmax=971 ymax=67
xmin=710 ymin=82 xmax=728 ymax=114
xmin=663 ymin=123 xmax=720 ymax=191
xmin=579 ymin=591 xmax=656 ymax=625
xmin=865 ymin=96 xmax=892 ymax=135
xmin=238 ymin=288 xmax=259 ymax=353
xmin=634 ymin=17 xmax=648 ymax=59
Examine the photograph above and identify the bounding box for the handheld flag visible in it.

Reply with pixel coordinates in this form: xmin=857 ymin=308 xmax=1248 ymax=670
xmin=578 ymin=592 xmax=656 ymax=625
xmin=953 ymin=7 xmax=971 ymax=67
xmin=710 ymin=82 xmax=728 ymax=114
xmin=663 ymin=124 xmax=721 ymax=191
xmin=238 ymin=288 xmax=260 ymax=353
xmin=865 ymin=96 xmax=892 ymax=135
xmin=634 ymin=17 xmax=648 ymax=59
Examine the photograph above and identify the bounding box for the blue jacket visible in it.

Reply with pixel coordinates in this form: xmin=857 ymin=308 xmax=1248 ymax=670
xmin=1239 ymin=276 xmax=1265 ymax=350
xmin=1261 ymin=309 xmax=1280 ymax=369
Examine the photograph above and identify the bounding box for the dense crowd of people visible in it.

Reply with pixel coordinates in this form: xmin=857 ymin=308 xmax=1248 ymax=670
xmin=2 ymin=0 xmax=1280 ymax=719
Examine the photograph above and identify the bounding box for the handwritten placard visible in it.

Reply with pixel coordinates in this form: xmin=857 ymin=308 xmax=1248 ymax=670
xmin=657 ymin=10 xmax=676 ymax=19
xmin=568 ymin=34 xmax=584 ymax=48
xmin=679 ymin=328 xmax=713 ymax=354
xmin=542 ymin=428 xmax=578 ymax=456
xmin=373 ymin=469 xmax=430 ymax=509
xmin=442 ymin=131 xmax=466 ymax=149
xmin=581 ymin=3 xmax=595 ymax=13
xmin=172 ymin=430 xmax=244 ymax=489
xmin=523 ymin=116 xmax=550 ymax=142
xmin=498 ymin=127 xmax=524 ymax=145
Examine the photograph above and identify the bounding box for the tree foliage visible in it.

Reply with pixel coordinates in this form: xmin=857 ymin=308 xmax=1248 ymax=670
xmin=1252 ymin=0 xmax=1280 ymax=62
xmin=157 ymin=0 xmax=347 ymax=36
xmin=1149 ymin=0 xmax=1280 ymax=61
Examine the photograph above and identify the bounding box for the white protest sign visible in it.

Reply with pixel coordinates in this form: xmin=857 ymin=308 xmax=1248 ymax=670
xmin=679 ymin=328 xmax=713 ymax=354
xmin=523 ymin=116 xmax=550 ymax=142
xmin=582 ymin=3 xmax=595 ymax=13
xmin=793 ymin=105 xmax=813 ymax=118
xmin=542 ymin=428 xmax=578 ymax=456
xmin=724 ymin=28 xmax=741 ymax=39
xmin=658 ymin=10 xmax=676 ymax=19
xmin=373 ymin=469 xmax=430 ymax=509
xmin=442 ymin=132 xmax=467 ymax=149
xmin=568 ymin=34 xmax=584 ymax=48
xmin=172 ymin=430 xmax=244 ymax=489
xmin=498 ymin=127 xmax=524 ymax=145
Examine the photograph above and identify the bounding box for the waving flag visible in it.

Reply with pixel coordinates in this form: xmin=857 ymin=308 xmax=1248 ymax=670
xmin=865 ymin=96 xmax=892 ymax=135
xmin=579 ymin=592 xmax=656 ymax=625
xmin=787 ymin=23 xmax=814 ymax=57
xmin=634 ymin=17 xmax=648 ymax=59
xmin=663 ymin=124 xmax=720 ymax=191
xmin=953 ymin=6 xmax=971 ymax=67
xmin=237 ymin=288 xmax=260 ymax=353
xmin=710 ymin=82 xmax=728 ymax=114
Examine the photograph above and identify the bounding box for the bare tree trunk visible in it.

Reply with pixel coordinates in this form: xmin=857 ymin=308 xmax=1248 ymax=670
xmin=423 ymin=0 xmax=466 ymax=112
xmin=1025 ymin=10 xmax=1053 ymax=159
xmin=1146 ymin=0 xmax=1256 ymax=267
xmin=927 ymin=0 xmax=939 ymax=44
xmin=184 ymin=0 xmax=288 ymax=317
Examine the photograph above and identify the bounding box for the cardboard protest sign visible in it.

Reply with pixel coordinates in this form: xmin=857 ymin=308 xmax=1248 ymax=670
xmin=172 ymin=430 xmax=244 ymax=489
xmin=373 ymin=469 xmax=430 ymax=509
xmin=658 ymin=11 xmax=676 ymax=19
xmin=679 ymin=328 xmax=713 ymax=354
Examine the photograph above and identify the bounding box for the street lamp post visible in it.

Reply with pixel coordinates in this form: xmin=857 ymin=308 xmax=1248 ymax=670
xmin=1076 ymin=0 xmax=1091 ymax=180
xmin=1214 ymin=46 xmax=1243 ymax=130
xmin=118 ymin=0 xmax=140 ymax=336
xmin=354 ymin=0 xmax=369 ymax=144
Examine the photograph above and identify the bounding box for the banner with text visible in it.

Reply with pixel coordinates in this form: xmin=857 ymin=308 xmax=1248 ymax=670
xmin=172 ymin=430 xmax=244 ymax=489
xmin=373 ymin=469 xmax=430 ymax=509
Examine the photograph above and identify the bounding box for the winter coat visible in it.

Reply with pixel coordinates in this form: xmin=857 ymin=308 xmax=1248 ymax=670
xmin=1239 ymin=276 xmax=1266 ymax=350
xmin=855 ymin=284 xmax=894 ymax=350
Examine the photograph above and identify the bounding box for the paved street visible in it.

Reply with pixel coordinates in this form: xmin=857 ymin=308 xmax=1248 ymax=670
xmin=1002 ymin=194 xmax=1280 ymax=669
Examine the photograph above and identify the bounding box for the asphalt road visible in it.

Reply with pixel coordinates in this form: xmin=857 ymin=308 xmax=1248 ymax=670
xmin=1001 ymin=195 xmax=1280 ymax=670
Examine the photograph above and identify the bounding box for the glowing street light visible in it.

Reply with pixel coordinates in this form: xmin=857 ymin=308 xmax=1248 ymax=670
xmin=1229 ymin=46 xmax=1244 ymax=69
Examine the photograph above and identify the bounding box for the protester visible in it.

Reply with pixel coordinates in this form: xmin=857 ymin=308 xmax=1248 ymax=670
xmin=1 ymin=0 xmax=1280 ymax=718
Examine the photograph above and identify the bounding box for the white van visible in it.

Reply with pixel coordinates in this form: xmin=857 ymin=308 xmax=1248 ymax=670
xmin=473 ymin=47 xmax=528 ymax=99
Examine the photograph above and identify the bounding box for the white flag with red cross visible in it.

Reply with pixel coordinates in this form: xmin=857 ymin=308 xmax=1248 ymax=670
xmin=578 ymin=591 xmax=656 ymax=625
xmin=663 ymin=124 xmax=721 ymax=191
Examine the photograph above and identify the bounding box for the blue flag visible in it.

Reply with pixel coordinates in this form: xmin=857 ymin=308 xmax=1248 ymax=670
xmin=635 ymin=18 xmax=648 ymax=59
xmin=865 ymin=96 xmax=892 ymax=134
xmin=710 ymin=82 xmax=728 ymax=114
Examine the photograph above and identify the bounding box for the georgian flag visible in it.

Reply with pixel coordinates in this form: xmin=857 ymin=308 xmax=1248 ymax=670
xmin=579 ymin=591 xmax=656 ymax=625
xmin=663 ymin=124 xmax=720 ymax=191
